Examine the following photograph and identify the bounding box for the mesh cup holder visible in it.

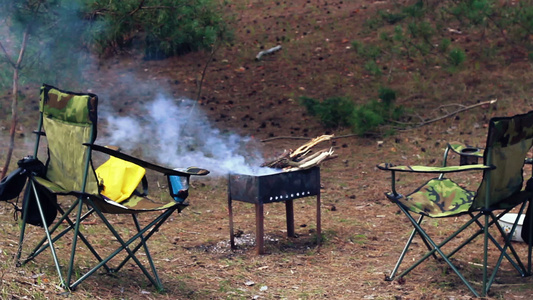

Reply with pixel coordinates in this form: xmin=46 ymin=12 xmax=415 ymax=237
xmin=459 ymin=147 xmax=480 ymax=165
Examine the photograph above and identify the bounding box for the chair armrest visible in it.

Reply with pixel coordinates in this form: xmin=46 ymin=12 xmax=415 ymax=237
xmin=377 ymin=162 xmax=493 ymax=173
xmin=84 ymin=143 xmax=210 ymax=176
xmin=378 ymin=162 xmax=493 ymax=196
xmin=448 ymin=142 xmax=533 ymax=165
xmin=448 ymin=141 xmax=484 ymax=157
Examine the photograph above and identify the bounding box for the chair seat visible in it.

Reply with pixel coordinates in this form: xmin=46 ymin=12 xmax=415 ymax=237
xmin=89 ymin=194 xmax=187 ymax=214
xmin=34 ymin=176 xmax=186 ymax=214
xmin=34 ymin=176 xmax=72 ymax=194
xmin=387 ymin=178 xmax=475 ymax=218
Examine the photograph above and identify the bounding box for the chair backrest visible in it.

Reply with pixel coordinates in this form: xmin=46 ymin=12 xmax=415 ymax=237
xmin=38 ymin=84 xmax=100 ymax=194
xmin=473 ymin=111 xmax=533 ymax=208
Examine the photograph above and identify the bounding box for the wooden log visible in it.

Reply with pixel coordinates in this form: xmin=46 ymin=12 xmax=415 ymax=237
xmin=256 ymin=45 xmax=282 ymax=60
xmin=261 ymin=135 xmax=336 ymax=170
xmin=290 ymin=135 xmax=334 ymax=160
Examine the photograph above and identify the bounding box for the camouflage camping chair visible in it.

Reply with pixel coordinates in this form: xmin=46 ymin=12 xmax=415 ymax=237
xmin=16 ymin=84 xmax=209 ymax=291
xmin=378 ymin=111 xmax=533 ymax=297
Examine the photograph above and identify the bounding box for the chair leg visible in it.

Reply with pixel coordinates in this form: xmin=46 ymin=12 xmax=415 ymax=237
xmin=30 ymin=181 xmax=68 ymax=289
xmin=395 ymin=213 xmax=480 ymax=279
xmin=21 ymin=204 xmax=79 ymax=263
xmin=447 ymin=212 xmax=523 ymax=273
xmin=112 ymin=209 xmax=176 ymax=275
xmin=479 ymin=213 xmax=488 ymax=295
xmin=521 ymin=197 xmax=533 ymax=275
xmin=55 ymin=206 xmax=110 ymax=273
xmin=21 ymin=203 xmax=108 ymax=273
xmin=491 ymin=211 xmax=527 ymax=275
xmin=15 ymin=182 xmax=32 ymax=266
xmin=67 ymin=197 xmax=86 ymax=289
xmin=387 ymin=214 xmax=430 ymax=280
xmin=132 ymin=214 xmax=162 ymax=289
xmin=412 ymin=216 xmax=438 ymax=258
xmin=395 ymin=204 xmax=481 ymax=297
xmin=486 ymin=203 xmax=530 ymax=293
xmin=68 ymin=201 xmax=177 ymax=291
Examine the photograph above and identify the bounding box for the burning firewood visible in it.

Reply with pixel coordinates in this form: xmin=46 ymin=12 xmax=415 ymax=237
xmin=261 ymin=135 xmax=337 ymax=171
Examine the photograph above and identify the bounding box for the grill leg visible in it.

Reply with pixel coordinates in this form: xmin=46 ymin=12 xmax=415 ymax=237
xmin=317 ymin=193 xmax=322 ymax=245
xmin=286 ymin=199 xmax=295 ymax=238
xmin=255 ymin=203 xmax=264 ymax=255
xmin=228 ymin=197 xmax=235 ymax=249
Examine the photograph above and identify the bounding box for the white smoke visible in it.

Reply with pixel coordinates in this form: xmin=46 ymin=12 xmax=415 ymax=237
xmin=102 ymin=94 xmax=277 ymax=176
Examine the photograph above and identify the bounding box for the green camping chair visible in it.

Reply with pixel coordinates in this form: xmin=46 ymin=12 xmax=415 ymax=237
xmin=16 ymin=84 xmax=209 ymax=291
xmin=378 ymin=111 xmax=533 ymax=297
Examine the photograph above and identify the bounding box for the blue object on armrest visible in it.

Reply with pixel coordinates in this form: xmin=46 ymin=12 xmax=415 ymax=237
xmin=168 ymin=175 xmax=189 ymax=203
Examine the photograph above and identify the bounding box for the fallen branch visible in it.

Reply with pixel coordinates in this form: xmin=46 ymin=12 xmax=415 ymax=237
xmin=256 ymin=45 xmax=282 ymax=60
xmin=261 ymin=134 xmax=358 ymax=142
xmin=262 ymin=136 xmax=313 ymax=142
xmin=262 ymin=99 xmax=497 ymax=143
xmin=409 ymin=99 xmax=497 ymax=127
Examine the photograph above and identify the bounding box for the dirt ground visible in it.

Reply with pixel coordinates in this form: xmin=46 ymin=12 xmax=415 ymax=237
xmin=2 ymin=0 xmax=533 ymax=299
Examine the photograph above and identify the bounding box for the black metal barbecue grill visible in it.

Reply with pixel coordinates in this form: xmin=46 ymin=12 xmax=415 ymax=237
xmin=227 ymin=166 xmax=321 ymax=254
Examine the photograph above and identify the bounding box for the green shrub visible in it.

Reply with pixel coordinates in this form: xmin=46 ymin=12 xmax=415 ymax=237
xmin=363 ymin=16 xmax=384 ymax=31
xmin=379 ymin=31 xmax=393 ymax=43
xmin=438 ymin=38 xmax=451 ymax=53
xmin=352 ymin=40 xmax=381 ymax=61
xmin=448 ymin=47 xmax=467 ymax=66
xmin=299 ymin=88 xmax=404 ymax=136
xmin=407 ymin=21 xmax=434 ymax=40
xmin=351 ymin=40 xmax=363 ymax=53
xmin=379 ymin=10 xmax=406 ymax=24
xmin=449 ymin=0 xmax=493 ymax=26
xmin=502 ymin=2 xmax=533 ymax=42
xmin=351 ymin=40 xmax=384 ymax=76
xmin=299 ymin=96 xmax=355 ymax=129
xmin=393 ymin=25 xmax=405 ymax=42
xmin=378 ymin=87 xmax=396 ymax=106
xmin=403 ymin=0 xmax=425 ymax=19
xmin=357 ymin=0 xmax=533 ymax=81
xmin=416 ymin=41 xmax=431 ymax=57
xmin=85 ymin=0 xmax=231 ymax=58
xmin=351 ymin=101 xmax=386 ymax=136
xmin=364 ymin=60 xmax=382 ymax=76
xmin=351 ymin=91 xmax=405 ymax=136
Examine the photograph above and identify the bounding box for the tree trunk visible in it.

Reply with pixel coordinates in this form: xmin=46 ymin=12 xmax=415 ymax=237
xmin=1 ymin=30 xmax=28 ymax=179
xmin=1 ymin=71 xmax=19 ymax=179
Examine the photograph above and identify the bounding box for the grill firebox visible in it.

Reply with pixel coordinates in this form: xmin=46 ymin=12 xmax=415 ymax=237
xmin=228 ymin=167 xmax=321 ymax=254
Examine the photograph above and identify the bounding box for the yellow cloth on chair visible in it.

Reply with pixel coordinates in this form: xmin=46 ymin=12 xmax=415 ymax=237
xmin=95 ymin=156 xmax=146 ymax=203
